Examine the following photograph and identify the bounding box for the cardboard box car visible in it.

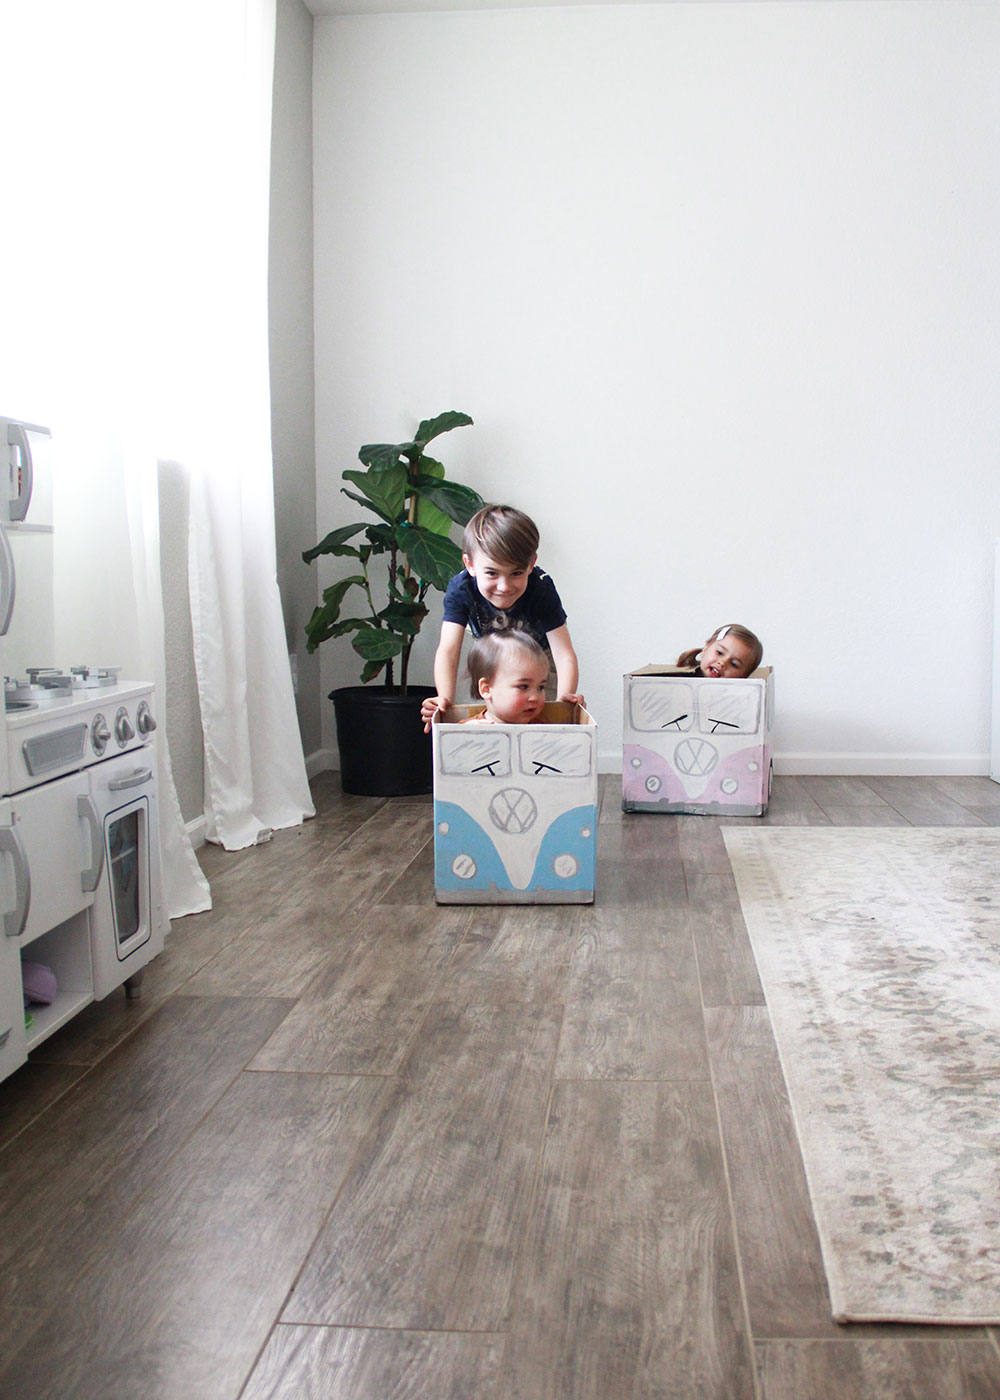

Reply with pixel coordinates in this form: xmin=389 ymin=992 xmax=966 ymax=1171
xmin=622 ymin=666 xmax=774 ymax=816
xmin=433 ymin=703 xmax=597 ymax=904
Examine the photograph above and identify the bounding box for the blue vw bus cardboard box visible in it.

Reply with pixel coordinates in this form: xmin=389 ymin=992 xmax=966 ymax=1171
xmin=433 ymin=703 xmax=597 ymax=904
xmin=622 ymin=665 xmax=774 ymax=816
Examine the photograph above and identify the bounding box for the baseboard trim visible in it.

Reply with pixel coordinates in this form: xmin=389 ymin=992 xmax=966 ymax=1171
xmin=305 ymin=746 xmax=337 ymax=779
xmin=185 ymin=814 xmax=208 ymax=849
xmin=775 ymin=753 xmax=990 ymax=776
xmin=598 ymin=750 xmax=992 ymax=778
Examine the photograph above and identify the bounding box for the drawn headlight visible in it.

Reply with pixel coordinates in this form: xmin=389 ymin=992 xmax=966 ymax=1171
xmin=452 ymin=854 xmax=477 ymax=880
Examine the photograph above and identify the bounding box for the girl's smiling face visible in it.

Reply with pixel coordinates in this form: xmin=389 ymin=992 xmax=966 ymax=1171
xmin=699 ymin=633 xmax=755 ymax=678
xmin=480 ymin=652 xmax=549 ymax=723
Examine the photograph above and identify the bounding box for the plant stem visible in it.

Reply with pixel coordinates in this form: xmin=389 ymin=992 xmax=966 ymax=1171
xmin=397 ymin=455 xmax=421 ymax=695
xmin=360 ymin=555 xmax=377 ymax=621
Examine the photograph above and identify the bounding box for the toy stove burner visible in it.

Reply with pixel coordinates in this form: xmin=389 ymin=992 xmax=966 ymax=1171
xmin=4 ymin=666 xmax=122 ymax=711
xmin=64 ymin=666 xmax=122 ymax=689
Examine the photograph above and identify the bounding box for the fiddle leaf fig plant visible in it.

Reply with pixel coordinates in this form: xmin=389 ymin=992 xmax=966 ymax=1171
xmin=303 ymin=411 xmax=483 ymax=691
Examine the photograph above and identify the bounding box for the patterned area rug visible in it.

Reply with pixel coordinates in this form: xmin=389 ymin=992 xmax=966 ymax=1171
xmin=723 ymin=827 xmax=1000 ymax=1324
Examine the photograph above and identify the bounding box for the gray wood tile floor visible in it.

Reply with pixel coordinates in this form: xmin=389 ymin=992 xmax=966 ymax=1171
xmin=2 ymin=773 xmax=1000 ymax=1399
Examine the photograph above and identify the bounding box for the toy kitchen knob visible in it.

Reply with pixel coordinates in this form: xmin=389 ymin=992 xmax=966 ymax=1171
xmin=136 ymin=700 xmax=157 ymax=736
xmin=91 ymin=713 xmax=110 ymax=755
xmin=115 ymin=706 xmax=135 ymax=746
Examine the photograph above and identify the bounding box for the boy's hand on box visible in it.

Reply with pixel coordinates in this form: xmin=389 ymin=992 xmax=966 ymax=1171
xmin=421 ymin=695 xmax=451 ymax=733
xmin=559 ymin=692 xmax=585 ymax=709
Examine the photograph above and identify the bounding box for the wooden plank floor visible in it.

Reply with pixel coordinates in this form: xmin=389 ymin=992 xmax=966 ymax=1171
xmin=2 ymin=773 xmax=1000 ymax=1399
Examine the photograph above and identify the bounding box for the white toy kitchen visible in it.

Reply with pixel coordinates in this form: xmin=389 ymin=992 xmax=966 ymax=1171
xmin=0 ymin=418 xmax=164 ymax=1087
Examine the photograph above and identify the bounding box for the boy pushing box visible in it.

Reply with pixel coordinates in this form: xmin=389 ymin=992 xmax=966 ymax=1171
xmin=420 ymin=505 xmax=583 ymax=731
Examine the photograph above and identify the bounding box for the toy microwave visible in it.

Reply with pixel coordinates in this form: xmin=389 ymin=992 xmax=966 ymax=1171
xmin=622 ymin=666 xmax=774 ymax=817
xmin=432 ymin=703 xmax=597 ymax=904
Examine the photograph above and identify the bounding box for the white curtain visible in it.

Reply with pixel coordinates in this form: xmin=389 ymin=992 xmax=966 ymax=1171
xmin=178 ymin=0 xmax=316 ymax=849
xmin=150 ymin=0 xmax=315 ymax=850
xmin=1 ymin=0 xmax=312 ymax=906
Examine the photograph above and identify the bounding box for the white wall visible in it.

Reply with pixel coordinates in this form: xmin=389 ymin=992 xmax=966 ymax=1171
xmin=270 ymin=0 xmax=322 ymax=768
xmin=313 ymin=1 xmax=1000 ymax=774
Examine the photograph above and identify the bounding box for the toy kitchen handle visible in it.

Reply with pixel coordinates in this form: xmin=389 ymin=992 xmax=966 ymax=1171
xmin=4 ymin=419 xmax=50 ymax=523
xmin=0 ymin=820 xmax=31 ymax=940
xmin=0 ymin=524 xmax=13 ymax=636
xmin=77 ymin=795 xmax=105 ymax=894
xmin=108 ymin=766 xmax=153 ymax=792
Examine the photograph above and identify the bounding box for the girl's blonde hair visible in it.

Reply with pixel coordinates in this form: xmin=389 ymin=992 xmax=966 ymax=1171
xmin=467 ymin=628 xmax=549 ymax=695
xmin=677 ymin=623 xmax=763 ymax=675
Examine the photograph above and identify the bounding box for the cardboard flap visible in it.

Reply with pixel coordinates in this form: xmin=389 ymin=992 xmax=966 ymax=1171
xmin=626 ymin=664 xmax=771 ymax=680
xmin=437 ymin=702 xmax=595 ymax=727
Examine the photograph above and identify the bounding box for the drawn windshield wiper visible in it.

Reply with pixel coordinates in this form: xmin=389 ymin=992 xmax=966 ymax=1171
xmin=472 ymin=761 xmax=501 ymax=776
xmin=706 ymin=718 xmax=739 ymax=734
xmin=661 ymin=714 xmax=689 ymax=729
xmin=532 ymin=762 xmax=562 ymax=775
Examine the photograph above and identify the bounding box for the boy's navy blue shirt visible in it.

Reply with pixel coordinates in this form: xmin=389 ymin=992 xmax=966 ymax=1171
xmin=441 ymin=566 xmax=567 ymax=648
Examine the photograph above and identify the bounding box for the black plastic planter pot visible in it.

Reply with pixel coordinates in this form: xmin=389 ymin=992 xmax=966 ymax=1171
xmin=330 ymin=685 xmax=435 ymax=797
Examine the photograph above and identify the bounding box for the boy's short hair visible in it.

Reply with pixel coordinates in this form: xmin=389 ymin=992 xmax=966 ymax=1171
xmin=463 ymin=505 xmax=539 ymax=569
xmin=467 ymin=628 xmax=549 ymax=694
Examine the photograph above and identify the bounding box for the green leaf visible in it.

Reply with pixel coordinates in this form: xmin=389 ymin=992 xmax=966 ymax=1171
xmin=363 ymin=523 xmax=394 ymax=553
xmin=302 ymin=578 xmax=367 ymax=653
xmin=412 ymin=474 xmax=484 ymax=527
xmin=352 ymin=625 xmax=406 ymax=661
xmin=357 ymin=441 xmax=409 ymax=470
xmin=302 ymin=523 xmax=367 ymax=564
xmin=340 ymin=488 xmax=396 ymax=527
xmin=342 ymin=466 xmax=407 ymax=522
xmin=414 ymin=411 xmax=473 ymax=449
xmin=317 ymin=615 xmax=371 ymax=639
xmin=397 ymin=524 xmax=464 ymax=591
xmin=379 ymin=599 xmax=428 ymax=636
xmin=360 ymin=657 xmax=387 ymax=684
xmin=320 ymin=575 xmax=366 ymax=611
xmin=411 ymin=458 xmax=451 ymax=537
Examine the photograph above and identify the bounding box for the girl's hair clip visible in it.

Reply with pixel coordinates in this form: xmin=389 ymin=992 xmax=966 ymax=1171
xmin=716 ymin=625 xmax=730 ymax=640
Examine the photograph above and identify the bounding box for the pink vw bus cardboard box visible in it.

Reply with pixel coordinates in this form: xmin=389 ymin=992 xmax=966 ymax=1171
xmin=622 ymin=666 xmax=774 ymax=816
xmin=433 ymin=703 xmax=597 ymax=904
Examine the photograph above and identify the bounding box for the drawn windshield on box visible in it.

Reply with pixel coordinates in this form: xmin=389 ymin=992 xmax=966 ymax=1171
xmin=439 ymin=729 xmax=593 ymax=779
xmin=518 ymin=731 xmax=593 ymax=777
xmin=629 ymin=682 xmax=760 ymax=737
xmin=439 ymin=731 xmax=511 ymax=778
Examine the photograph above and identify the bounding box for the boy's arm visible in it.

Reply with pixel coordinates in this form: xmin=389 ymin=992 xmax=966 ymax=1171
xmin=421 ymin=622 xmax=466 ymax=732
xmin=546 ymin=624 xmax=584 ymax=706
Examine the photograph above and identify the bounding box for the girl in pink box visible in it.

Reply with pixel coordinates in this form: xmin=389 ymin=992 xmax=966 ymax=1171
xmin=677 ymin=623 xmax=763 ymax=679
xmin=462 ymin=630 xmax=552 ymax=725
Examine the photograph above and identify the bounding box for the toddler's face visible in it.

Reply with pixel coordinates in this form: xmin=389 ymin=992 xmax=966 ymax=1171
xmin=480 ymin=653 xmax=549 ymax=724
xmin=700 ymin=634 xmax=754 ymax=678
xmin=464 ymin=550 xmax=535 ymax=611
